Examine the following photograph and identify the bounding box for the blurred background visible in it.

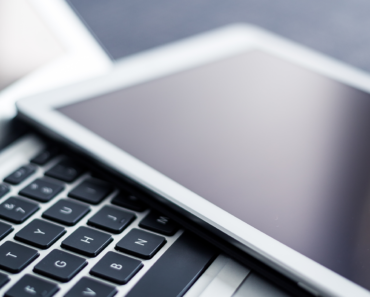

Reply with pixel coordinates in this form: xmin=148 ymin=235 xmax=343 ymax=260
xmin=0 ymin=0 xmax=63 ymax=90
xmin=1 ymin=0 xmax=370 ymax=92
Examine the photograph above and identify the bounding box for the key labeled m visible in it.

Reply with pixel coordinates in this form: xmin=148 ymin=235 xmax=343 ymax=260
xmin=135 ymin=238 xmax=147 ymax=246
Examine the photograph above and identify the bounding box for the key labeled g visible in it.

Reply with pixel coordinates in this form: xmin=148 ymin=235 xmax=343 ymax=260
xmin=55 ymin=260 xmax=67 ymax=268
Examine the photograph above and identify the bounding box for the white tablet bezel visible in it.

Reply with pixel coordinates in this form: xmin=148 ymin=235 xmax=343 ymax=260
xmin=17 ymin=24 xmax=370 ymax=297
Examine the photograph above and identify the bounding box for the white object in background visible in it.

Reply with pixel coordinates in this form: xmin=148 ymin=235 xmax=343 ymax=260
xmin=0 ymin=0 xmax=63 ymax=90
xmin=0 ymin=0 xmax=112 ymax=122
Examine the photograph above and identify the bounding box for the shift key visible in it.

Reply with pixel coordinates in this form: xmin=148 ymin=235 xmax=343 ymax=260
xmin=126 ymin=232 xmax=218 ymax=297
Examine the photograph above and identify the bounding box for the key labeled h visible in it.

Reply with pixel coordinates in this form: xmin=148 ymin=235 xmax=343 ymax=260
xmin=81 ymin=236 xmax=94 ymax=244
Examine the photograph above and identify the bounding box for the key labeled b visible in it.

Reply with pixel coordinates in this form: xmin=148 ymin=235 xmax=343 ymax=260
xmin=90 ymin=252 xmax=143 ymax=284
xmin=110 ymin=263 xmax=122 ymax=270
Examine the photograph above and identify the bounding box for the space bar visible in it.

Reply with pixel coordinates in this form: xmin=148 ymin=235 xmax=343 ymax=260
xmin=126 ymin=231 xmax=218 ymax=297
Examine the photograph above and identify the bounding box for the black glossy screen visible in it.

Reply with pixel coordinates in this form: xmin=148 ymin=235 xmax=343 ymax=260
xmin=59 ymin=51 xmax=370 ymax=289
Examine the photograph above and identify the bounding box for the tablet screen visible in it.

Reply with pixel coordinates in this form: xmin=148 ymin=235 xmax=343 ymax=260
xmin=59 ymin=50 xmax=370 ymax=289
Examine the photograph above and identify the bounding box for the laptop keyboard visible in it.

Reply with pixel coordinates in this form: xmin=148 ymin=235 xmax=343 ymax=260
xmin=0 ymin=139 xmax=217 ymax=297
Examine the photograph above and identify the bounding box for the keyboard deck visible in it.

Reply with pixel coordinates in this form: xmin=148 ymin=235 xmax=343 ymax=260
xmin=0 ymin=135 xmax=217 ymax=297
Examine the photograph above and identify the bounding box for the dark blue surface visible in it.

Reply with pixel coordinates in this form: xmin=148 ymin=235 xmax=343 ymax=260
xmin=0 ymin=118 xmax=29 ymax=152
xmin=66 ymin=0 xmax=370 ymax=72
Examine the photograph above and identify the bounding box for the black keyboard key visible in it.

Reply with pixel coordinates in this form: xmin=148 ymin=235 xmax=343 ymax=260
xmin=19 ymin=178 xmax=64 ymax=202
xmin=4 ymin=165 xmax=36 ymax=185
xmin=116 ymin=228 xmax=166 ymax=259
xmin=42 ymin=199 xmax=90 ymax=226
xmin=45 ymin=159 xmax=84 ymax=182
xmin=0 ymin=272 xmax=9 ymax=289
xmin=65 ymin=277 xmax=117 ymax=297
xmin=90 ymin=251 xmax=143 ymax=285
xmin=139 ymin=212 xmax=178 ymax=236
xmin=111 ymin=191 xmax=146 ymax=212
xmin=69 ymin=178 xmax=113 ymax=204
xmin=5 ymin=274 xmax=58 ymax=297
xmin=0 ymin=183 xmax=10 ymax=198
xmin=88 ymin=205 xmax=135 ymax=234
xmin=34 ymin=249 xmax=87 ymax=282
xmin=0 ymin=241 xmax=39 ymax=273
xmin=0 ymin=221 xmax=13 ymax=241
xmin=0 ymin=197 xmax=39 ymax=224
xmin=61 ymin=226 xmax=112 ymax=257
xmin=14 ymin=219 xmax=66 ymax=249
xmin=31 ymin=147 xmax=59 ymax=165
xmin=126 ymin=232 xmax=218 ymax=297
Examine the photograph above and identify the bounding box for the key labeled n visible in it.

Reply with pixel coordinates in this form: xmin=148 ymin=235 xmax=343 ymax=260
xmin=157 ymin=216 xmax=168 ymax=224
xmin=135 ymin=238 xmax=147 ymax=246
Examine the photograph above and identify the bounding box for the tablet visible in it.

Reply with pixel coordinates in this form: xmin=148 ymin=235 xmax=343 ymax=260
xmin=17 ymin=24 xmax=370 ymax=297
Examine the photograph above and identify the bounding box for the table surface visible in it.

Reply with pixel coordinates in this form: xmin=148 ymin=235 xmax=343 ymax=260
xmin=67 ymin=0 xmax=370 ymax=74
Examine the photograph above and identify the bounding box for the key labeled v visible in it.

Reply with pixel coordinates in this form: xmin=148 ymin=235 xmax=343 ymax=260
xmin=83 ymin=287 xmax=96 ymax=296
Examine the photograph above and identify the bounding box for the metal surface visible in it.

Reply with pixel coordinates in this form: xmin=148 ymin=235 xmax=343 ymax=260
xmin=234 ymin=273 xmax=293 ymax=297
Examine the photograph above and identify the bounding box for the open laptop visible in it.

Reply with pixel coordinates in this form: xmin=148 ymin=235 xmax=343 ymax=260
xmin=0 ymin=1 xmax=295 ymax=296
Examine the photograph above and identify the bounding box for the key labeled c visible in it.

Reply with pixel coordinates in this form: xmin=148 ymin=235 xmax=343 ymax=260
xmin=55 ymin=260 xmax=67 ymax=268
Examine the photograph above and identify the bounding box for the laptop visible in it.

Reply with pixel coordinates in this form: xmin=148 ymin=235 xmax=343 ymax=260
xmin=0 ymin=1 xmax=293 ymax=296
